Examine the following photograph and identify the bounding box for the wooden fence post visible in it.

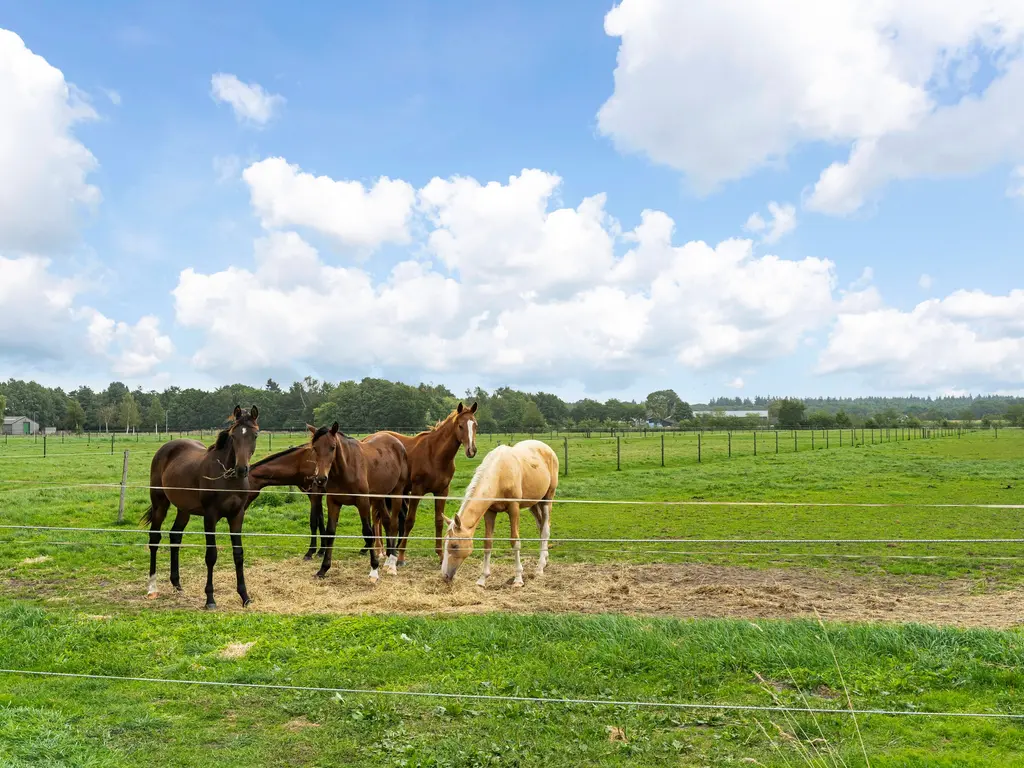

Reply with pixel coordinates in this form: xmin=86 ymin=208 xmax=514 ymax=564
xmin=563 ymin=436 xmax=568 ymax=476
xmin=117 ymin=450 xmax=129 ymax=523
xmin=698 ymin=432 xmax=701 ymax=463
xmin=616 ymin=435 xmax=621 ymax=471
xmin=661 ymin=432 xmax=665 ymax=467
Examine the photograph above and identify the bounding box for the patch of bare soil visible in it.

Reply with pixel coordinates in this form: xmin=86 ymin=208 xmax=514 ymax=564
xmin=88 ymin=556 xmax=1024 ymax=629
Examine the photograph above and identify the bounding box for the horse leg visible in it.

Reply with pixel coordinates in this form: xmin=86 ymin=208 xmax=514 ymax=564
xmin=383 ymin=494 xmax=401 ymax=576
xmin=315 ymin=497 xmax=341 ymax=580
xmin=304 ymin=493 xmax=321 ymax=561
xmin=146 ymin=493 xmax=170 ymax=598
xmin=168 ymin=509 xmax=190 ymax=592
xmin=398 ymin=496 xmax=420 ymax=567
xmin=317 ymin=496 xmax=327 ymax=557
xmin=203 ymin=515 xmax=218 ymax=610
xmin=535 ymin=499 xmax=552 ymax=576
xmin=476 ymin=509 xmax=497 ymax=588
xmin=509 ymin=502 xmax=524 ymax=588
xmin=434 ymin=485 xmax=450 ymax=561
xmin=357 ymin=499 xmax=381 ymax=583
xmin=229 ymin=512 xmax=251 ymax=607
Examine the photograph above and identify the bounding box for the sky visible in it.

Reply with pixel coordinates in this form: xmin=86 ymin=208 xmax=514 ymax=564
xmin=1 ymin=0 xmax=1023 ymax=402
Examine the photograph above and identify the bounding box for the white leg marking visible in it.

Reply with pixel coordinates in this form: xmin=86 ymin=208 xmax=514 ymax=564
xmin=512 ymin=540 xmax=524 ymax=587
xmin=476 ymin=550 xmax=491 ymax=587
xmin=369 ymin=567 xmax=380 ymax=583
xmin=385 ymin=554 xmax=398 ymax=576
xmin=537 ymin=507 xmax=551 ymax=575
xmin=147 ymin=575 xmax=158 ymax=596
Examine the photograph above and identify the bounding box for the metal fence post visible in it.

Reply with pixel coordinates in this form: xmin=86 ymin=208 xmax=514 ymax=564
xmin=616 ymin=435 xmax=621 ymax=471
xmin=753 ymin=430 xmax=757 ymax=456
xmin=661 ymin=432 xmax=665 ymax=467
xmin=117 ymin=450 xmax=130 ymax=523
xmin=728 ymin=431 xmax=731 ymax=458
xmin=698 ymin=432 xmax=701 ymax=463
xmin=563 ymin=436 xmax=568 ymax=476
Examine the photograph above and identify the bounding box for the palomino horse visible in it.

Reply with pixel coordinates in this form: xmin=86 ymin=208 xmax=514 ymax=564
xmin=384 ymin=402 xmax=478 ymax=564
xmin=440 ymin=439 xmax=558 ymax=588
xmin=307 ymin=422 xmax=411 ymax=582
xmin=142 ymin=405 xmax=260 ymax=609
xmin=246 ymin=425 xmax=331 ymax=560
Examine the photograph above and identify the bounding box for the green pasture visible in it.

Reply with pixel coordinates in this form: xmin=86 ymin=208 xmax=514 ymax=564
xmin=3 ymin=428 xmax=1024 ymax=765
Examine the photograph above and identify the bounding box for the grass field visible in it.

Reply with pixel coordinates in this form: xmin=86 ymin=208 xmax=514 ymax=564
xmin=2 ymin=428 xmax=1024 ymax=765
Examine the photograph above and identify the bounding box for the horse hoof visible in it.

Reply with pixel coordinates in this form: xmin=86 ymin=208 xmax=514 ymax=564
xmin=173 ymin=584 xmax=183 ymax=592
xmin=204 ymin=602 xmax=217 ymax=611
xmin=303 ymin=554 xmax=313 ymax=561
xmin=314 ymin=572 xmax=327 ymax=580
xmin=368 ymin=570 xmax=379 ymax=583
xmin=512 ymin=580 xmax=524 ymax=589
xmin=145 ymin=591 xmax=159 ymax=600
xmin=241 ymin=598 xmax=252 ymax=608
xmin=396 ymin=560 xmax=407 ymax=568
xmin=476 ymin=578 xmax=487 ymax=588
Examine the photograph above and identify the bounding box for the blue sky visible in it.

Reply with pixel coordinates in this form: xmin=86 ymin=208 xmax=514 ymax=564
xmin=1 ymin=0 xmax=1023 ymax=402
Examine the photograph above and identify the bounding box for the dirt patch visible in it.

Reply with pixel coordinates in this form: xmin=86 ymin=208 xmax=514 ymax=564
xmin=219 ymin=641 xmax=255 ymax=659
xmin=85 ymin=555 xmax=1024 ymax=629
xmin=283 ymin=717 xmax=320 ymax=732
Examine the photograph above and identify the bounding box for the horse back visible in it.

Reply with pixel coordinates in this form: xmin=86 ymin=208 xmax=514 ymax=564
xmin=358 ymin=432 xmax=409 ymax=492
xmin=512 ymin=440 xmax=558 ymax=501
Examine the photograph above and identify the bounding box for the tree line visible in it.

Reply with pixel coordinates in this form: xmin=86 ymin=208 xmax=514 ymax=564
xmin=1 ymin=377 xmax=1022 ymax=434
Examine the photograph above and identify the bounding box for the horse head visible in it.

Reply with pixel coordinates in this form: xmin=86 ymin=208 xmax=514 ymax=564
xmin=440 ymin=511 xmax=473 ymax=582
xmin=222 ymin=405 xmax=259 ymax=478
xmin=454 ymin=402 xmax=479 ymax=459
xmin=307 ymin=421 xmax=340 ymax=486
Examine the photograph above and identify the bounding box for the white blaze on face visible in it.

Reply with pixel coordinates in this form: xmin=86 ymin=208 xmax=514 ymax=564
xmin=242 ymin=428 xmax=247 ymax=434
xmin=467 ymin=420 xmax=475 ymax=452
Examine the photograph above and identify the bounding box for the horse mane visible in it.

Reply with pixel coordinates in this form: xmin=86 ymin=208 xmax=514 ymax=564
xmin=418 ymin=408 xmax=459 ymax=438
xmin=210 ymin=429 xmax=231 ymax=452
xmin=456 ymin=445 xmax=507 ymax=517
xmin=251 ymin=443 xmax=303 ymax=467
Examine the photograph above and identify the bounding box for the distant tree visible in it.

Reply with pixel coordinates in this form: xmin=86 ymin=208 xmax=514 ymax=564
xmin=98 ymin=404 xmax=117 ymax=432
xmin=645 ymin=389 xmax=685 ymax=422
xmin=0 ymin=393 xmax=5 ymax=422
xmin=522 ymin=401 xmax=548 ymax=433
xmin=675 ymin=401 xmax=694 ymax=421
xmin=834 ymin=410 xmax=852 ymax=427
xmin=1006 ymin=404 xmax=1024 ymax=426
xmin=265 ymin=378 xmax=281 ymax=392
xmin=807 ymin=410 xmax=836 ymax=429
xmin=64 ymin=399 xmax=86 ymax=432
xmin=532 ymin=392 xmax=570 ymax=427
xmin=118 ymin=393 xmax=141 ymax=432
xmin=145 ymin=396 xmax=167 ymax=432
xmin=776 ymin=399 xmax=806 ymax=429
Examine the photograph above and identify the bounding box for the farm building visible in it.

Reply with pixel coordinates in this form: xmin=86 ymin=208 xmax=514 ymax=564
xmin=693 ymin=408 xmax=772 ymax=420
xmin=2 ymin=415 xmax=39 ymax=435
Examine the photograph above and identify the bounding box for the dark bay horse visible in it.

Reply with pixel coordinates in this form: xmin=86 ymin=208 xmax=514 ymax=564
xmin=307 ymin=423 xmax=410 ymax=582
xmin=141 ymin=405 xmax=259 ymax=609
xmin=384 ymin=402 xmax=478 ymax=564
xmin=246 ymin=426 xmax=329 ymax=560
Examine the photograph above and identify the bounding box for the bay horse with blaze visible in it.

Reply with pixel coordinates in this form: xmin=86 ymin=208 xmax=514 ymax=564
xmin=142 ymin=405 xmax=259 ymax=609
xmin=383 ymin=402 xmax=478 ymax=565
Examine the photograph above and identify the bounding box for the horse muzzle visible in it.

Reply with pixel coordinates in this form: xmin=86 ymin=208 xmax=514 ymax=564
xmin=235 ymin=466 xmax=249 ymax=479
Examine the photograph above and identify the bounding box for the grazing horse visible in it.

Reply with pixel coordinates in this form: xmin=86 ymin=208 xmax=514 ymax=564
xmin=142 ymin=405 xmax=260 ymax=609
xmin=383 ymin=402 xmax=478 ymax=565
xmin=307 ymin=423 xmax=411 ymax=582
xmin=245 ymin=425 xmax=331 ymax=560
xmin=440 ymin=439 xmax=558 ymax=588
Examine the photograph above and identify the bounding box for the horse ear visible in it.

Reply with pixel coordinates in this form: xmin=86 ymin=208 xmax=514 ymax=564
xmin=453 ymin=513 xmax=462 ymax=528
xmin=250 ymin=405 xmax=259 ymax=421
xmin=233 ymin=405 xmax=242 ymax=420
xmin=330 ymin=422 xmax=339 ymax=435
xmin=457 ymin=402 xmax=464 ymax=414
xmin=470 ymin=402 xmax=478 ymax=413
xmin=306 ymin=424 xmax=316 ymax=435
xmin=442 ymin=514 xmax=453 ymax=528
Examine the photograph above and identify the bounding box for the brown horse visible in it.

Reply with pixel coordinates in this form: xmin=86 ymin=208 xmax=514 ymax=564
xmin=307 ymin=423 xmax=411 ymax=581
xmin=245 ymin=426 xmax=330 ymax=560
xmin=383 ymin=402 xmax=478 ymax=564
xmin=142 ymin=405 xmax=260 ymax=609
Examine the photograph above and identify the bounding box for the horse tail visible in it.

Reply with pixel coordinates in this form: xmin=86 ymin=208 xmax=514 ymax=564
xmin=139 ymin=505 xmax=154 ymax=527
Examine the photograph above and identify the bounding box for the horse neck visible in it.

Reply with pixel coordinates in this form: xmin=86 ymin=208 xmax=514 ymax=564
xmin=427 ymin=417 xmax=461 ymax=464
xmin=455 ymin=467 xmax=499 ymax=533
xmin=251 ymin=447 xmax=309 ymax=486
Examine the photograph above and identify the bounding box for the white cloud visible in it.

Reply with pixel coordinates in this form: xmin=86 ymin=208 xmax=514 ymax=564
xmin=243 ymin=157 xmax=415 ymax=250
xmin=744 ymin=202 xmax=797 ymax=244
xmin=81 ymin=309 xmax=174 ymax=376
xmin=818 ymin=289 xmax=1024 ymax=389
xmin=0 ymin=28 xmax=100 ymax=253
xmin=210 ymin=73 xmax=284 ymax=126
xmin=1008 ymin=166 xmax=1024 ymax=198
xmin=174 ymin=167 xmax=838 ymax=386
xmin=597 ymin=1 xmax=1024 ymax=212
xmin=919 ymin=273 xmax=934 ymax=290
xmin=725 ymin=377 xmax=744 ymax=390
xmin=102 ymin=88 xmax=121 ymax=106
xmin=0 ymin=255 xmax=80 ymax=359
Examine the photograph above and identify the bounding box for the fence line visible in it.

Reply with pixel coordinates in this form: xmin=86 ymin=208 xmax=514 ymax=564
xmin=4 ymin=523 xmax=1024 ymax=545
xmin=4 ymin=536 xmax=1024 ymax=561
xmin=1 ymin=480 xmax=1023 ymax=509
xmin=0 ymin=668 xmax=1019 ymax=720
